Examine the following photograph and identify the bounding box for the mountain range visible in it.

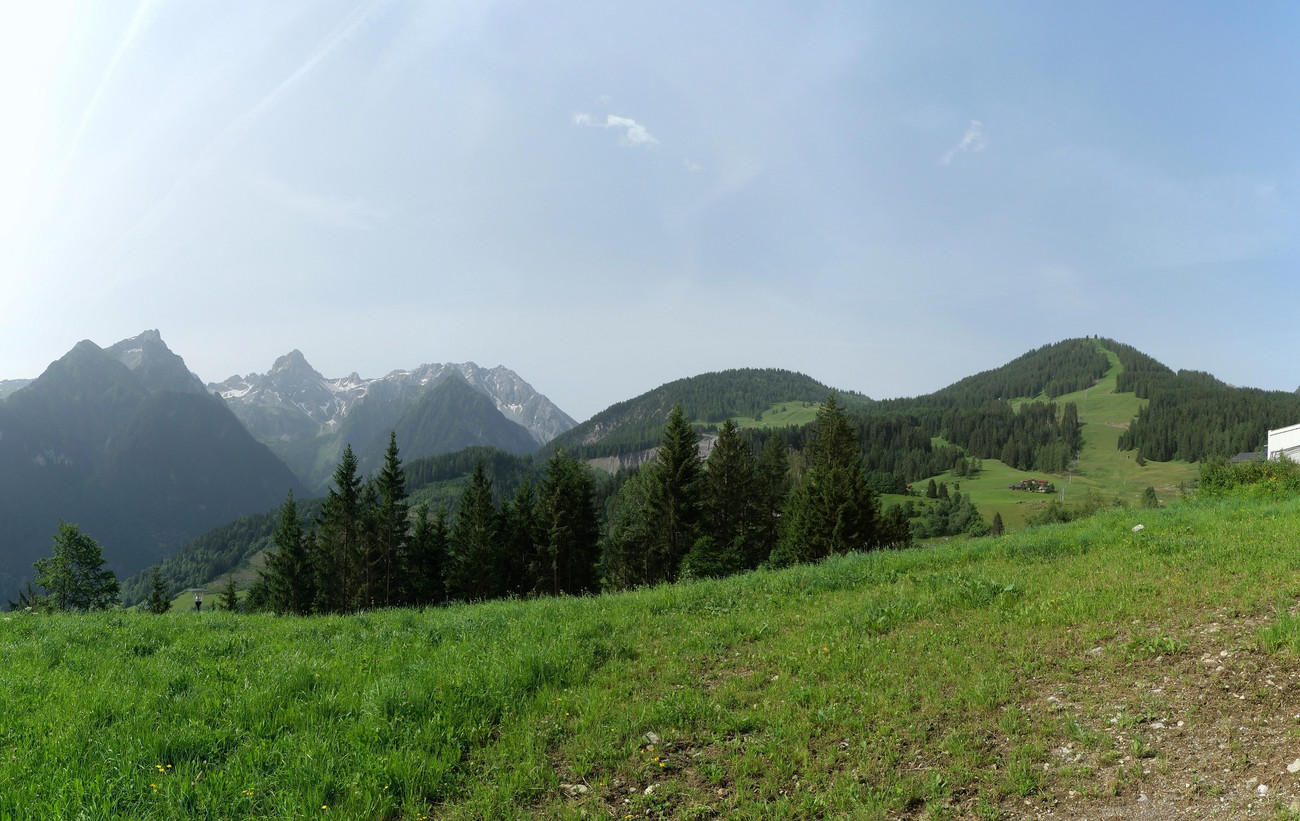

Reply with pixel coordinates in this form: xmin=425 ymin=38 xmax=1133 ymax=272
xmin=0 ymin=331 xmax=579 ymax=602
xmin=210 ymin=352 xmax=576 ymax=490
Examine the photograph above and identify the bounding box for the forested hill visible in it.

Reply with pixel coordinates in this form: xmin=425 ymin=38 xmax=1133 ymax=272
xmin=547 ymin=368 xmax=852 ymax=459
xmin=1107 ymin=339 xmax=1300 ymax=461
xmin=866 ymin=338 xmax=1110 ymax=413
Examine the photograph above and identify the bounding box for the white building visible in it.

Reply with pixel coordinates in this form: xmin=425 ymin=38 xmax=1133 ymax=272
xmin=1267 ymin=423 xmax=1300 ymax=461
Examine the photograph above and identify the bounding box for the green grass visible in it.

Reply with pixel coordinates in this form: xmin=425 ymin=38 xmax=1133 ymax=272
xmin=9 ymin=491 xmax=1300 ymax=818
xmin=729 ymin=401 xmax=821 ymax=430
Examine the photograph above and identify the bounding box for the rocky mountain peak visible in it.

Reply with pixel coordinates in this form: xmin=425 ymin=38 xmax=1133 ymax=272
xmin=106 ymin=330 xmax=205 ymax=395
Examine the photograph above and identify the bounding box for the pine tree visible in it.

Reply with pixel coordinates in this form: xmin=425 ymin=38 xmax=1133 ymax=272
xmin=751 ymin=432 xmax=790 ymax=567
xmin=926 ymin=479 xmax=938 ymax=499
xmin=537 ymin=448 xmax=601 ymax=595
xmin=700 ymin=419 xmax=758 ymax=575
xmin=32 ymin=522 xmax=120 ymax=611
xmin=146 ymin=566 xmax=171 ymax=614
xmin=407 ymin=502 xmax=448 ymax=606
xmin=990 ymin=511 xmax=1005 ymax=536
xmin=499 ymin=477 xmax=540 ymax=597
xmin=650 ymin=403 xmax=705 ymax=579
xmin=220 ymin=575 xmax=240 ymax=612
xmin=261 ymin=489 xmax=315 ymax=615
xmin=445 ymin=461 xmax=501 ymax=601
xmin=316 ymin=445 xmax=363 ymax=613
xmin=771 ymin=394 xmax=879 ymax=566
xmin=375 ymin=432 xmax=409 ymax=607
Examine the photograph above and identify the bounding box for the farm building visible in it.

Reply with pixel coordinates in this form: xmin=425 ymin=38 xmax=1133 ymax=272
xmin=1266 ymin=423 xmax=1300 ymax=462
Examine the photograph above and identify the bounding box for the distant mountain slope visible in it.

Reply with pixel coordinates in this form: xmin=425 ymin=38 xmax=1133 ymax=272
xmin=0 ymin=332 xmax=303 ymax=602
xmin=547 ymin=368 xmax=847 ymax=459
xmin=1105 ymin=338 xmax=1300 ymax=461
xmin=212 ymin=353 xmax=575 ymax=490
xmin=0 ymin=380 xmax=31 ymax=401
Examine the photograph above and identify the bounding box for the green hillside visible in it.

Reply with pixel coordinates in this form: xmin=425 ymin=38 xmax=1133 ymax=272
xmin=8 ymin=486 xmax=1300 ymax=818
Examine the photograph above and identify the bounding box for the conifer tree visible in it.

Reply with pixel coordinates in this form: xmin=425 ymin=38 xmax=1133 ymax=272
xmin=445 ymin=461 xmax=501 ymax=601
xmin=316 ymin=445 xmax=363 ymax=613
xmin=751 ymin=432 xmax=790 ymax=567
xmin=499 ymin=477 xmax=540 ymax=597
xmin=261 ymin=489 xmax=315 ymax=615
xmin=220 ymin=575 xmax=240 ymax=612
xmin=375 ymin=432 xmax=409 ymax=607
xmin=990 ymin=511 xmax=1005 ymax=536
xmin=407 ymin=502 xmax=448 ymax=606
xmin=146 ymin=566 xmax=171 ymax=615
xmin=537 ymin=448 xmax=601 ymax=595
xmin=699 ymin=419 xmax=758 ymax=574
xmin=650 ymin=403 xmax=705 ymax=578
xmin=32 ymin=522 xmax=120 ymax=611
xmin=771 ymin=394 xmax=879 ymax=566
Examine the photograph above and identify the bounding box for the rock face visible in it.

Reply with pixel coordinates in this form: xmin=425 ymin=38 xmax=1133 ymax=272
xmin=210 ymin=353 xmax=577 ymax=490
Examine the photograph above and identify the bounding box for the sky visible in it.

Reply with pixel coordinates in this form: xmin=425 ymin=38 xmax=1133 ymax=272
xmin=2 ymin=1 xmax=1299 ymax=421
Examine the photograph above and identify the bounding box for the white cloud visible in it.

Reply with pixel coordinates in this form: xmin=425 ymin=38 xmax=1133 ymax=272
xmin=939 ymin=119 xmax=987 ymax=165
xmin=572 ymin=112 xmax=659 ymax=147
xmin=684 ymin=159 xmax=704 ymax=173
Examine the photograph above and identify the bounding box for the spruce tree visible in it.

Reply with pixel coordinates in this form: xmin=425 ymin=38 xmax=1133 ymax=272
xmin=537 ymin=448 xmax=601 ymax=595
xmin=649 ymin=402 xmax=705 ymax=580
xmin=375 ymin=432 xmax=409 ymax=607
xmin=445 ymin=461 xmax=501 ymax=601
xmin=32 ymin=522 xmax=120 ymax=611
xmin=316 ymin=445 xmax=363 ymax=613
xmin=407 ymin=502 xmax=448 ymax=606
xmin=146 ymin=566 xmax=171 ymax=615
xmin=771 ymin=394 xmax=879 ymax=566
xmin=700 ymin=419 xmax=758 ymax=575
xmin=499 ymin=477 xmax=540 ymax=597
xmin=991 ymin=511 xmax=1005 ymax=536
xmin=261 ymin=489 xmax=315 ymax=615
xmin=220 ymin=575 xmax=240 ymax=612
xmin=752 ymin=432 xmax=790 ymax=567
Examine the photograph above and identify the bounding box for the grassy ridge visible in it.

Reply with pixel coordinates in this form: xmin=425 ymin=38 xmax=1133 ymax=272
xmin=8 ymin=491 xmax=1300 ymax=818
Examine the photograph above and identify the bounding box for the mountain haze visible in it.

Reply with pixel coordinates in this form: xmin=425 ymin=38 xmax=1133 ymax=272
xmin=0 ymin=332 xmax=302 ymax=601
xmin=211 ymin=353 xmax=575 ymax=490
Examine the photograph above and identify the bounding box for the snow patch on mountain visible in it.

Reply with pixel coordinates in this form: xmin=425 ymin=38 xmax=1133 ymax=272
xmin=210 ymin=353 xmax=577 ymax=446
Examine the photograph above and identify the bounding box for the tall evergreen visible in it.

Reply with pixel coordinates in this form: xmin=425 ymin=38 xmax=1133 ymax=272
xmin=445 ymin=461 xmax=501 ymax=601
xmin=752 ymin=432 xmax=790 ymax=567
xmin=699 ymin=419 xmax=758 ymax=573
xmin=499 ymin=477 xmax=540 ymax=597
xmin=650 ymin=403 xmax=705 ymax=578
xmin=316 ymin=445 xmax=363 ymax=613
xmin=260 ymin=489 xmax=315 ymax=615
xmin=407 ymin=502 xmax=448 ymax=606
xmin=375 ymin=432 xmax=409 ymax=607
xmin=145 ymin=566 xmax=171 ymax=615
xmin=771 ymin=394 xmax=879 ymax=566
xmin=537 ymin=448 xmax=601 ymax=595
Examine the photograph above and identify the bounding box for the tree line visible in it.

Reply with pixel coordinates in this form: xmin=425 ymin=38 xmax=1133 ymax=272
xmin=251 ymin=395 xmax=913 ymax=615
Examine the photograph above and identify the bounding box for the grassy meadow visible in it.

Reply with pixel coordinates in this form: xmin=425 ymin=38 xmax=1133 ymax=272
xmin=9 ymin=489 xmax=1300 ymax=819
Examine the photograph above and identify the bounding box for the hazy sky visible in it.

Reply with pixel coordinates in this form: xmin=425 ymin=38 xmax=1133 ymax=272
xmin=3 ymin=1 xmax=1298 ymax=420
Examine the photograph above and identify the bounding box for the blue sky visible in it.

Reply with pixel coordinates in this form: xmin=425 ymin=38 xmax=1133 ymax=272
xmin=2 ymin=1 xmax=1298 ymax=420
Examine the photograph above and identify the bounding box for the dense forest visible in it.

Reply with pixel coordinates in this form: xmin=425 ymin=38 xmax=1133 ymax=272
xmin=1106 ymin=338 xmax=1300 ymax=461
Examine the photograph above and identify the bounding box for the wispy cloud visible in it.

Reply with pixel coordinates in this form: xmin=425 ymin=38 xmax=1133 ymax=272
xmin=684 ymin=159 xmax=704 ymax=173
xmin=573 ymin=112 xmax=659 ymax=147
xmin=939 ymin=119 xmax=987 ymax=165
